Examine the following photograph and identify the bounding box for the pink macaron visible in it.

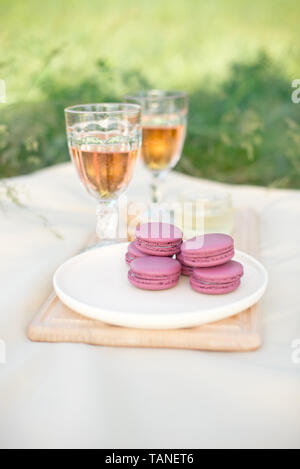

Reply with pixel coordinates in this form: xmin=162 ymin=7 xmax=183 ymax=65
xmin=135 ymin=222 xmax=183 ymax=257
xmin=176 ymin=252 xmax=194 ymax=276
xmin=190 ymin=260 xmax=244 ymax=294
xmin=181 ymin=233 xmax=234 ymax=267
xmin=125 ymin=240 xmax=147 ymax=266
xmin=128 ymin=256 xmax=181 ymax=291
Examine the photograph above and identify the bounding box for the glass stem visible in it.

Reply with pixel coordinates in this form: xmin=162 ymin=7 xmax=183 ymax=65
xmin=96 ymin=199 xmax=118 ymax=242
xmin=150 ymin=172 xmax=165 ymax=203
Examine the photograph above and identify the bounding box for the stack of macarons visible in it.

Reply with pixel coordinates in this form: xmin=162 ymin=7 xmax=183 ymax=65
xmin=125 ymin=222 xmax=243 ymax=294
xmin=178 ymin=233 xmax=243 ymax=294
xmin=126 ymin=222 xmax=182 ymax=291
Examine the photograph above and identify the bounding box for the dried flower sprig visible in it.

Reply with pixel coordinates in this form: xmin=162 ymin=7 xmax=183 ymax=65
xmin=0 ymin=180 xmax=63 ymax=239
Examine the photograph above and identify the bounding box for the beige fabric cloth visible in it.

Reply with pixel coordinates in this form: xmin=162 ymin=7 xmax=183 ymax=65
xmin=0 ymin=162 xmax=299 ymax=449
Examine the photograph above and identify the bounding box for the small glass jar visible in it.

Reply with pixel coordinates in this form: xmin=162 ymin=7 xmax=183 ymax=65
xmin=178 ymin=189 xmax=234 ymax=239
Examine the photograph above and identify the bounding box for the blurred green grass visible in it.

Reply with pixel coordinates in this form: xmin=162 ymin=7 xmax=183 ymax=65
xmin=0 ymin=0 xmax=300 ymax=187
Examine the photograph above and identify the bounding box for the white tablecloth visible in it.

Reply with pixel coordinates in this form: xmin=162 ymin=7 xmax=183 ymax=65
xmin=0 ymin=162 xmax=299 ymax=449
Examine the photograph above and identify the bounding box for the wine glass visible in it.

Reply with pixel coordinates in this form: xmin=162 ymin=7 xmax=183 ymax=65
xmin=65 ymin=103 xmax=141 ymax=243
xmin=123 ymin=90 xmax=188 ymax=203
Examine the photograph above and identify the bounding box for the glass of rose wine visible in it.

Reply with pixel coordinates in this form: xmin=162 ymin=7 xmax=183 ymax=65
xmin=65 ymin=103 xmax=141 ymax=242
xmin=123 ymin=90 xmax=188 ymax=203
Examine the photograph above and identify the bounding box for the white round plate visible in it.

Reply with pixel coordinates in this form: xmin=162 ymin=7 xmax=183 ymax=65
xmin=53 ymin=243 xmax=268 ymax=330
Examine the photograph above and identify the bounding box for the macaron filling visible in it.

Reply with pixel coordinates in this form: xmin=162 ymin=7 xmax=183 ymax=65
xmin=128 ymin=256 xmax=181 ymax=290
xmin=191 ymin=277 xmax=240 ymax=287
xmin=138 ymin=241 xmax=182 ymax=249
xmin=128 ymin=271 xmax=180 ymax=287
xmin=190 ymin=278 xmax=240 ymax=294
xmin=190 ymin=260 xmax=244 ymax=294
xmin=135 ymin=222 xmax=183 ymax=256
xmin=181 ymin=233 xmax=235 ymax=267
xmin=182 ymin=247 xmax=234 ymax=266
xmin=125 ymin=241 xmax=147 ymax=265
xmin=137 ymin=239 xmax=182 ymax=253
xmin=125 ymin=253 xmax=136 ymax=264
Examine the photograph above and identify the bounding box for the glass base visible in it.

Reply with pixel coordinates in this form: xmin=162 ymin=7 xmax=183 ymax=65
xmin=150 ymin=171 xmax=167 ymax=203
xmin=96 ymin=199 xmax=118 ymax=241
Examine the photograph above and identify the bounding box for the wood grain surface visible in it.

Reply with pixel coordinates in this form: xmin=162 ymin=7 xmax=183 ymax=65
xmin=27 ymin=208 xmax=262 ymax=351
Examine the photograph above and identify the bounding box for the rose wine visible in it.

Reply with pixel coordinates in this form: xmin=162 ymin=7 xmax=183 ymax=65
xmin=141 ymin=124 xmax=185 ymax=171
xmin=71 ymin=146 xmax=138 ymax=199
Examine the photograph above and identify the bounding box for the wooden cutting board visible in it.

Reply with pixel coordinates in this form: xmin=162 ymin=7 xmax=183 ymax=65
xmin=27 ymin=208 xmax=262 ymax=351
